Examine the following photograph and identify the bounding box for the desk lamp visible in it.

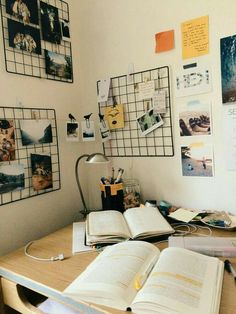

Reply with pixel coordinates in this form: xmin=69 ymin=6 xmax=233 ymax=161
xmin=75 ymin=152 xmax=109 ymax=216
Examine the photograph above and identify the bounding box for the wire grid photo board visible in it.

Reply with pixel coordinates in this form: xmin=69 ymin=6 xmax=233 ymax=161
xmin=0 ymin=106 xmax=60 ymax=206
xmin=98 ymin=66 xmax=174 ymax=157
xmin=0 ymin=0 xmax=73 ymax=83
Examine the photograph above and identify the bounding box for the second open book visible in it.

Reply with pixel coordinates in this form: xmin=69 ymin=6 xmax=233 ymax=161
xmin=64 ymin=241 xmax=224 ymax=314
xmin=85 ymin=206 xmax=174 ymax=245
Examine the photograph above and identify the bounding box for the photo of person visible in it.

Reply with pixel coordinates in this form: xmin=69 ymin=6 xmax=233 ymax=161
xmin=137 ymin=108 xmax=164 ymax=136
xmin=0 ymin=119 xmax=16 ymax=161
xmin=181 ymin=143 xmax=213 ymax=177
xmin=179 ymin=100 xmax=211 ymax=136
xmin=45 ymin=50 xmax=72 ymax=80
xmin=40 ymin=1 xmax=61 ymax=44
xmin=8 ymin=19 xmax=41 ymax=55
xmin=0 ymin=164 xmax=24 ymax=194
xmin=6 ymin=0 xmax=39 ymax=25
xmin=31 ymin=153 xmax=53 ymax=191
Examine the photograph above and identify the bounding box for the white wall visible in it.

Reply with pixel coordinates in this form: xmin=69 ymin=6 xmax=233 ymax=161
xmin=77 ymin=0 xmax=236 ymax=213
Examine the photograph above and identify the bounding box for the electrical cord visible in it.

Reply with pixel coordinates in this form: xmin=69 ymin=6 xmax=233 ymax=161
xmin=24 ymin=241 xmax=65 ymax=262
xmin=171 ymin=222 xmax=212 ymax=237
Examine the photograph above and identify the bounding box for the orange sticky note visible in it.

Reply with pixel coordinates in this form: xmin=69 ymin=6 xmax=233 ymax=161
xmin=155 ymin=30 xmax=174 ymax=53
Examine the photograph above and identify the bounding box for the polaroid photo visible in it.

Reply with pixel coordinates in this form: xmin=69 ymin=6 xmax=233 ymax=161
xmin=40 ymin=1 xmax=61 ymax=44
xmin=137 ymin=108 xmax=164 ymax=136
xmin=8 ymin=19 xmax=41 ymax=55
xmin=45 ymin=50 xmax=72 ymax=80
xmin=0 ymin=164 xmax=24 ymax=194
xmin=99 ymin=120 xmax=111 ymax=142
xmin=31 ymin=153 xmax=53 ymax=191
xmin=61 ymin=19 xmax=70 ymax=41
xmin=67 ymin=121 xmax=79 ymax=142
xmin=6 ymin=0 xmax=39 ymax=25
xmin=20 ymin=119 xmax=52 ymax=146
xmin=0 ymin=119 xmax=16 ymax=161
xmin=82 ymin=120 xmax=95 ymax=142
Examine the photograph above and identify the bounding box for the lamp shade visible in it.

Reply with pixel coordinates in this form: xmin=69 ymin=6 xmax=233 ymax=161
xmin=85 ymin=153 xmax=109 ymax=164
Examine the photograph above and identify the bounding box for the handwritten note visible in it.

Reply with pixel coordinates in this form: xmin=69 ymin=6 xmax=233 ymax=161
xmin=181 ymin=16 xmax=209 ymax=59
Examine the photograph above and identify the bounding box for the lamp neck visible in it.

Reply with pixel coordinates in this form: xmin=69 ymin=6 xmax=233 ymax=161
xmin=75 ymin=154 xmax=89 ymax=216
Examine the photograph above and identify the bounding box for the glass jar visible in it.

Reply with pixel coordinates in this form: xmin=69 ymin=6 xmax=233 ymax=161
xmin=123 ymin=179 xmax=141 ymax=210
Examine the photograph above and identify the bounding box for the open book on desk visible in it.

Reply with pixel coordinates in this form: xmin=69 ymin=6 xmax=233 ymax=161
xmin=85 ymin=206 xmax=174 ymax=245
xmin=64 ymin=241 xmax=224 ymax=314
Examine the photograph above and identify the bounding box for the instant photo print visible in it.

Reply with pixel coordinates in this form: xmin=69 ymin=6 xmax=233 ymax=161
xmin=137 ymin=108 xmax=164 ymax=136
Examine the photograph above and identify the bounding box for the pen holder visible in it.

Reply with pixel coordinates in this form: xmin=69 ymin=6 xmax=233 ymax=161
xmin=100 ymin=183 xmax=124 ymax=212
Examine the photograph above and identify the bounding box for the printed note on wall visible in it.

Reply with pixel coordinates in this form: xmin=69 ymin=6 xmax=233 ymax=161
xmin=181 ymin=16 xmax=209 ymax=59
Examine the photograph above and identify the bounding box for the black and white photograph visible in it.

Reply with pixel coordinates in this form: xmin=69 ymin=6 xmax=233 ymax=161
xmin=31 ymin=153 xmax=53 ymax=191
xmin=0 ymin=164 xmax=24 ymax=194
xmin=20 ymin=119 xmax=52 ymax=146
xmin=61 ymin=19 xmax=70 ymax=41
xmin=8 ymin=19 xmax=41 ymax=54
xmin=82 ymin=120 xmax=95 ymax=142
xmin=40 ymin=1 xmax=61 ymax=44
xmin=66 ymin=122 xmax=79 ymax=141
xmin=6 ymin=0 xmax=39 ymax=25
xmin=137 ymin=108 xmax=164 ymax=136
xmin=45 ymin=50 xmax=72 ymax=80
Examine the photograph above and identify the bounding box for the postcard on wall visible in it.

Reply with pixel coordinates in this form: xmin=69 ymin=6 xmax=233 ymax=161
xmin=0 ymin=164 xmax=24 ymax=194
xmin=104 ymin=104 xmax=125 ymax=129
xmin=97 ymin=78 xmax=110 ymax=102
xmin=222 ymin=105 xmax=236 ymax=170
xmin=181 ymin=15 xmax=209 ymax=59
xmin=175 ymin=65 xmax=211 ymax=97
xmin=6 ymin=0 xmax=39 ymax=25
xmin=66 ymin=122 xmax=79 ymax=142
xmin=99 ymin=120 xmax=111 ymax=142
xmin=152 ymin=90 xmax=167 ymax=114
xmin=0 ymin=119 xmax=16 ymax=161
xmin=155 ymin=29 xmax=174 ymax=53
xmin=181 ymin=142 xmax=213 ymax=177
xmin=138 ymin=80 xmax=155 ymax=100
xmin=136 ymin=108 xmax=163 ymax=136
xmin=45 ymin=50 xmax=72 ymax=80
xmin=8 ymin=19 xmax=41 ymax=55
xmin=31 ymin=153 xmax=53 ymax=191
xmin=20 ymin=119 xmax=52 ymax=146
xmin=179 ymin=100 xmax=211 ymax=137
xmin=40 ymin=1 xmax=61 ymax=44
xmin=81 ymin=120 xmax=95 ymax=142
xmin=221 ymin=34 xmax=236 ymax=105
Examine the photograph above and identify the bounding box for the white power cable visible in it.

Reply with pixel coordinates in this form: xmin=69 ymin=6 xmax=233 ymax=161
xmin=24 ymin=241 xmax=65 ymax=262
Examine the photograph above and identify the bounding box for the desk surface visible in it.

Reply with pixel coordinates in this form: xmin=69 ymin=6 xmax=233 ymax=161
xmin=0 ymin=224 xmax=236 ymax=314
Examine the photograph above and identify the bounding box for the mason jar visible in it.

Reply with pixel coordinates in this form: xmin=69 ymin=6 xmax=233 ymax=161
xmin=123 ymin=179 xmax=141 ymax=210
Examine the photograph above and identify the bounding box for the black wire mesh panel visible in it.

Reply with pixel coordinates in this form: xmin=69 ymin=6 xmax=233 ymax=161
xmin=98 ymin=66 xmax=174 ymax=157
xmin=0 ymin=106 xmax=60 ymax=206
xmin=0 ymin=0 xmax=73 ymax=83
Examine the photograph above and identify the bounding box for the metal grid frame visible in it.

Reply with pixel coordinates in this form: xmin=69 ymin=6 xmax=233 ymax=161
xmin=0 ymin=106 xmax=60 ymax=206
xmin=0 ymin=0 xmax=73 ymax=83
xmin=98 ymin=66 xmax=174 ymax=157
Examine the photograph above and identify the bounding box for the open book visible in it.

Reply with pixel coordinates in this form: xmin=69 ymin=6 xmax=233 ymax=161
xmin=64 ymin=241 xmax=224 ymax=314
xmin=85 ymin=207 xmax=174 ymax=245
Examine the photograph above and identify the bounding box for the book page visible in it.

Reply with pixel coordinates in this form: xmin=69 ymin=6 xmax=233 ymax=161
xmin=124 ymin=207 xmax=174 ymax=239
xmin=64 ymin=241 xmax=160 ymax=311
xmin=132 ymin=247 xmax=223 ymax=314
xmin=88 ymin=210 xmax=131 ymax=238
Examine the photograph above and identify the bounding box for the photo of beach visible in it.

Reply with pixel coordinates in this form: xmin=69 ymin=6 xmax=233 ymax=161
xmin=179 ymin=100 xmax=211 ymax=137
xmin=181 ymin=142 xmax=213 ymax=177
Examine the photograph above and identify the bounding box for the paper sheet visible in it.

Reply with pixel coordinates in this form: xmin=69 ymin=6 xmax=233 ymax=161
xmin=168 ymin=208 xmax=198 ymax=223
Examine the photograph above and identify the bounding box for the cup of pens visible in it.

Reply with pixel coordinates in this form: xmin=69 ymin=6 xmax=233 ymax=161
xmin=100 ymin=168 xmax=124 ymax=212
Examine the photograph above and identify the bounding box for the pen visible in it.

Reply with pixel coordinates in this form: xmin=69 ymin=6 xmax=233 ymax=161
xmin=224 ymin=259 xmax=236 ymax=281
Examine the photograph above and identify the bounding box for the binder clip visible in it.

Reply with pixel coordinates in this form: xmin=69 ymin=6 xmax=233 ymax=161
xmin=84 ymin=113 xmax=93 ymax=128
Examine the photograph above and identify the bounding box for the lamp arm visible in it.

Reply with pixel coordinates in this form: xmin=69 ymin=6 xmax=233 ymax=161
xmin=75 ymin=154 xmax=89 ymax=214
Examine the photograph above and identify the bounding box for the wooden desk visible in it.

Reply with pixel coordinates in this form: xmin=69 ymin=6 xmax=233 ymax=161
xmin=0 ymin=225 xmax=236 ymax=314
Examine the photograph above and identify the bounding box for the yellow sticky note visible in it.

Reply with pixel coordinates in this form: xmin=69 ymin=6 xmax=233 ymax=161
xmin=104 ymin=104 xmax=125 ymax=129
xmin=181 ymin=15 xmax=209 ymax=59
